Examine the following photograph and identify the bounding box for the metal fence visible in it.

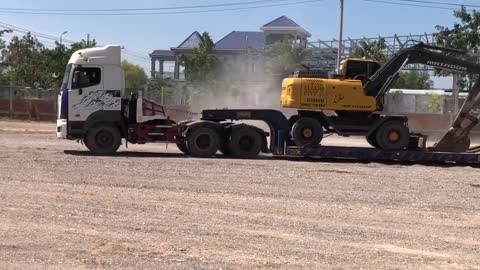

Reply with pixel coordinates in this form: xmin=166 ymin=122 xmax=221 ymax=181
xmin=0 ymin=86 xmax=58 ymax=120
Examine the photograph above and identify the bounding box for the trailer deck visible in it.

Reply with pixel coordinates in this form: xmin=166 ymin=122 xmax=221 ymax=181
xmin=286 ymin=145 xmax=480 ymax=165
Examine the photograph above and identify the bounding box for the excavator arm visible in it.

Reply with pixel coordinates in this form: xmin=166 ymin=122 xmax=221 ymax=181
xmin=363 ymin=43 xmax=480 ymax=152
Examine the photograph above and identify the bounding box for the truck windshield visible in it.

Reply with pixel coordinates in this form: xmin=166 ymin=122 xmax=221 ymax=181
xmin=61 ymin=63 xmax=72 ymax=93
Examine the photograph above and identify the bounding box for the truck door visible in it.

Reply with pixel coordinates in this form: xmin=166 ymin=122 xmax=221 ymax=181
xmin=68 ymin=65 xmax=105 ymax=121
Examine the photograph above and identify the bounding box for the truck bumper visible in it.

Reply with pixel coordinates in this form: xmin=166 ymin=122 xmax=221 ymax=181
xmin=56 ymin=119 xmax=67 ymax=139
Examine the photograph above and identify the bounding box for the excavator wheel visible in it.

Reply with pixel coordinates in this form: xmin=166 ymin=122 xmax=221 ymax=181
xmin=291 ymin=117 xmax=324 ymax=147
xmin=375 ymin=121 xmax=409 ymax=150
xmin=366 ymin=132 xmax=379 ymax=148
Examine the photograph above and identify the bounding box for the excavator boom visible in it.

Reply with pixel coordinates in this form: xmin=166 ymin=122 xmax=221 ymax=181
xmin=363 ymin=43 xmax=480 ymax=152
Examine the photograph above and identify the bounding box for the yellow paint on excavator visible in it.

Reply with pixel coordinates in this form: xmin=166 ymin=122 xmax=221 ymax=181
xmin=280 ymin=77 xmax=377 ymax=112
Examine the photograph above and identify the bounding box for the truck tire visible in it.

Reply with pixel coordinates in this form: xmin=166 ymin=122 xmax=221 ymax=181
xmin=176 ymin=141 xmax=188 ymax=154
xmin=375 ymin=121 xmax=409 ymax=150
xmin=186 ymin=127 xmax=220 ymax=158
xmin=227 ymin=126 xmax=262 ymax=159
xmin=85 ymin=124 xmax=121 ymax=155
xmin=291 ymin=117 xmax=323 ymax=147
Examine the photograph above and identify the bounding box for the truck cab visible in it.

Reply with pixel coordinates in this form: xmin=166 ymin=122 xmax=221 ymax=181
xmin=57 ymin=45 xmax=124 ymax=140
xmin=57 ymin=45 xmax=176 ymax=155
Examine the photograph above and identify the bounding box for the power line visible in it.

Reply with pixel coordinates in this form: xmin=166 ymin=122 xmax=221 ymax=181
xmin=0 ymin=0 xmax=325 ymax=16
xmin=0 ymin=0 xmax=289 ymax=12
xmin=391 ymin=0 xmax=480 ymax=8
xmin=362 ymin=0 xmax=464 ymax=10
xmin=0 ymin=21 xmax=151 ymax=62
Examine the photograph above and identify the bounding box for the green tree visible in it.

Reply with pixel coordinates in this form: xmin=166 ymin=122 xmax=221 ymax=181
xmin=393 ymin=71 xmax=433 ymax=89
xmin=2 ymin=33 xmax=48 ymax=88
xmin=121 ymin=60 xmax=148 ymax=89
xmin=0 ymin=34 xmax=96 ymax=90
xmin=264 ymin=39 xmax=311 ymax=77
xmin=434 ymin=6 xmax=480 ymax=90
xmin=351 ymin=38 xmax=387 ymax=63
xmin=0 ymin=29 xmax=12 ymax=85
xmin=181 ymin=32 xmax=221 ymax=93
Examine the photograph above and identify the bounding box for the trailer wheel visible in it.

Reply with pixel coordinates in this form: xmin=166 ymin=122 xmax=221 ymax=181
xmin=227 ymin=126 xmax=262 ymax=159
xmin=176 ymin=141 xmax=189 ymax=154
xmin=186 ymin=127 xmax=220 ymax=158
xmin=291 ymin=117 xmax=323 ymax=147
xmin=375 ymin=121 xmax=409 ymax=150
xmin=85 ymin=124 xmax=121 ymax=155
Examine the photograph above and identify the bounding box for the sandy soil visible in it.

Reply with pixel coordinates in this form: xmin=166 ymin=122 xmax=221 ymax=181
xmin=0 ymin=120 xmax=479 ymax=269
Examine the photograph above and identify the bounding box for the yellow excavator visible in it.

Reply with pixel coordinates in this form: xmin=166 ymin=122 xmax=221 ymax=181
xmin=281 ymin=43 xmax=480 ymax=152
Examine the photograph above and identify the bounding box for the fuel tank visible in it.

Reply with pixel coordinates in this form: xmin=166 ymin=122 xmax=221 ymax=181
xmin=281 ymin=77 xmax=377 ymax=112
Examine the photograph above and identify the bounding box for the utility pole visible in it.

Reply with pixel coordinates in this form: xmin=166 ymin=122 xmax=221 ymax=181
xmin=336 ymin=0 xmax=344 ymax=73
xmin=59 ymin=31 xmax=68 ymax=45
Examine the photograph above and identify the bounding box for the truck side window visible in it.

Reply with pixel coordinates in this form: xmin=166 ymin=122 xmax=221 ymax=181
xmin=72 ymin=67 xmax=101 ymax=89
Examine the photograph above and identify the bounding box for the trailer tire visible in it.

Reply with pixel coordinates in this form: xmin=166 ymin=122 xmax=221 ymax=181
xmin=227 ymin=126 xmax=262 ymax=159
xmin=186 ymin=127 xmax=220 ymax=158
xmin=291 ymin=117 xmax=323 ymax=147
xmin=85 ymin=124 xmax=121 ymax=155
xmin=176 ymin=141 xmax=189 ymax=154
xmin=375 ymin=121 xmax=409 ymax=150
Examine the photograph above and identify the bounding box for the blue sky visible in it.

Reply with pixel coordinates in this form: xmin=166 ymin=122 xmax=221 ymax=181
xmin=0 ymin=0 xmax=474 ymax=87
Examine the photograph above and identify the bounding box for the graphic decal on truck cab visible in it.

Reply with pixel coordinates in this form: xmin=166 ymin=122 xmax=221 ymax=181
xmin=72 ymin=90 xmax=121 ymax=110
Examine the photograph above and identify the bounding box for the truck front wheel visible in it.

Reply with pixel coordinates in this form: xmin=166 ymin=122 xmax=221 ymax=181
xmin=85 ymin=124 xmax=121 ymax=155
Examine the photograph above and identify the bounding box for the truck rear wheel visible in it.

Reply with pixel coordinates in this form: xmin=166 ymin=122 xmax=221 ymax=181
xmin=85 ymin=124 xmax=121 ymax=155
xmin=291 ymin=117 xmax=323 ymax=147
xmin=375 ymin=121 xmax=409 ymax=150
xmin=186 ymin=127 xmax=220 ymax=158
xmin=227 ymin=126 xmax=262 ymax=159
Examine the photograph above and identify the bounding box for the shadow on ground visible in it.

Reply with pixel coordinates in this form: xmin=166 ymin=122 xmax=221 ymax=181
xmin=63 ymin=150 xmax=480 ymax=168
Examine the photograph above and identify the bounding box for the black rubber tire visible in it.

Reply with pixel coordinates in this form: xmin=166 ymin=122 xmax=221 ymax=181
xmin=176 ymin=141 xmax=188 ymax=154
xmin=366 ymin=132 xmax=379 ymax=148
xmin=227 ymin=127 xmax=262 ymax=159
xmin=186 ymin=127 xmax=220 ymax=158
xmin=291 ymin=117 xmax=324 ymax=147
xmin=85 ymin=124 xmax=121 ymax=155
xmin=375 ymin=121 xmax=409 ymax=150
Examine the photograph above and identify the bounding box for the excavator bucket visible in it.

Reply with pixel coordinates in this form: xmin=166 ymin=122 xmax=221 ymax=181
xmin=431 ymin=78 xmax=480 ymax=152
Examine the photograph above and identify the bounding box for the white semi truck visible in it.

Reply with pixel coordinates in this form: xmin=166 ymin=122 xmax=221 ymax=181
xmin=56 ymin=45 xmax=269 ymax=158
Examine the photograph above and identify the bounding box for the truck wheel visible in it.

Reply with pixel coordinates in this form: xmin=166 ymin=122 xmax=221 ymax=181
xmin=176 ymin=141 xmax=189 ymax=154
xmin=291 ymin=117 xmax=323 ymax=147
xmin=375 ymin=121 xmax=409 ymax=150
xmin=85 ymin=124 xmax=121 ymax=155
xmin=186 ymin=127 xmax=220 ymax=158
xmin=227 ymin=126 xmax=262 ymax=159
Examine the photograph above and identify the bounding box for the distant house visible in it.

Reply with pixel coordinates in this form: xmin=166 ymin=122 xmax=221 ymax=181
xmin=149 ymin=16 xmax=311 ymax=82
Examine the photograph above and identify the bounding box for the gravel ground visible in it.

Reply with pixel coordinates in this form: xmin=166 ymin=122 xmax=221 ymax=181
xmin=0 ymin=120 xmax=479 ymax=269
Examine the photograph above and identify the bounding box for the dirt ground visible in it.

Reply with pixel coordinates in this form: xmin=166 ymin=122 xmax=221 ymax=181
xmin=0 ymin=120 xmax=479 ymax=269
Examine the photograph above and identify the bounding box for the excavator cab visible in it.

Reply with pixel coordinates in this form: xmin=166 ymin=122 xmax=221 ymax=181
xmin=340 ymin=58 xmax=381 ymax=81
